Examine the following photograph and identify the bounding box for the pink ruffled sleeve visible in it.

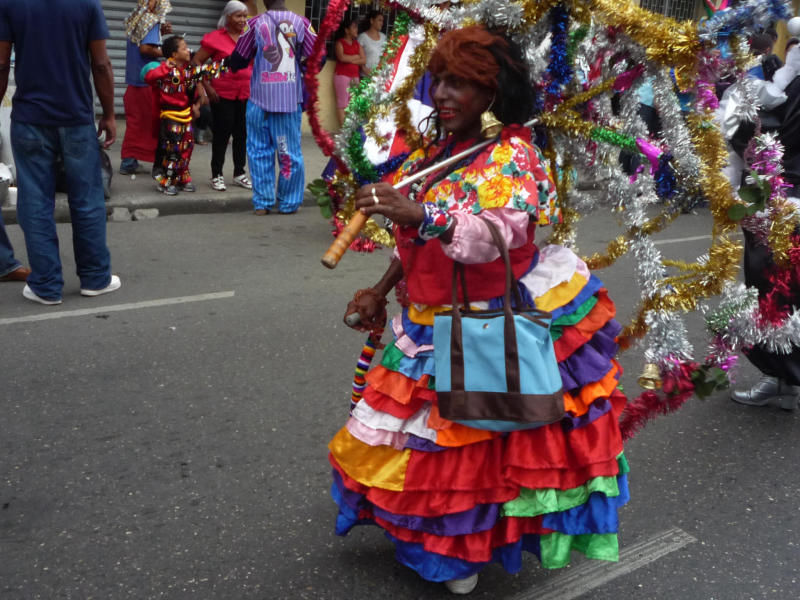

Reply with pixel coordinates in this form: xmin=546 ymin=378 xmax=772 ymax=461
xmin=440 ymin=208 xmax=531 ymax=265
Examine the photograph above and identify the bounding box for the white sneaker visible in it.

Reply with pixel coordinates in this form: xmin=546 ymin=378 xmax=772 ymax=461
xmin=22 ymin=284 xmax=62 ymax=305
xmin=81 ymin=275 xmax=121 ymax=297
xmin=232 ymin=174 xmax=252 ymax=190
xmin=210 ymin=175 xmax=226 ymax=191
xmin=445 ymin=574 xmax=478 ymax=595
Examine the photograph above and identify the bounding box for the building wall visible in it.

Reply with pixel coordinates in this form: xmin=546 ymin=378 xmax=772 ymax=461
xmin=101 ymin=0 xmax=222 ymax=116
xmin=283 ymin=0 xmax=339 ymax=135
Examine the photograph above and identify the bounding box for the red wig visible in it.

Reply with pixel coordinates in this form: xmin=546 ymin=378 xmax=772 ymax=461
xmin=428 ymin=26 xmax=510 ymax=91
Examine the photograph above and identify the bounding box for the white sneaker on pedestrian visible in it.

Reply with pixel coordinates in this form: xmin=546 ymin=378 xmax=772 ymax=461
xmin=232 ymin=174 xmax=252 ymax=190
xmin=81 ymin=275 xmax=121 ymax=297
xmin=210 ymin=175 xmax=227 ymax=191
xmin=445 ymin=574 xmax=478 ymax=595
xmin=22 ymin=284 xmax=62 ymax=305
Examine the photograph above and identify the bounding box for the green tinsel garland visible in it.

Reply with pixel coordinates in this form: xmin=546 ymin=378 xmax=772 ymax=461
xmin=590 ymin=127 xmax=639 ymax=152
xmin=343 ymin=11 xmax=411 ymax=181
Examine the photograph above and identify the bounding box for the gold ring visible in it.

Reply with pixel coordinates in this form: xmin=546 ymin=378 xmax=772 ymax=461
xmin=372 ymin=189 xmax=380 ymax=205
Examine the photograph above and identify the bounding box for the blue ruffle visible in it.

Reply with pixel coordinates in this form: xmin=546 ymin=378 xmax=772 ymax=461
xmin=384 ymin=346 xmax=436 ymax=379
xmin=401 ymin=309 xmax=433 ymax=346
xmin=388 ymin=533 xmax=543 ymax=581
xmin=542 ymin=473 xmax=630 ymax=535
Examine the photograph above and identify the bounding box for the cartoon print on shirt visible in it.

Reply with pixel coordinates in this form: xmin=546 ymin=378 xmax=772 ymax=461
xmin=277 ymin=135 xmax=292 ymax=178
xmin=260 ymin=19 xmax=297 ymax=84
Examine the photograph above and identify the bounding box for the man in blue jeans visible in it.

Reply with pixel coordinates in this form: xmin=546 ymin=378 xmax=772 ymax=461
xmin=0 ymin=0 xmax=120 ymax=305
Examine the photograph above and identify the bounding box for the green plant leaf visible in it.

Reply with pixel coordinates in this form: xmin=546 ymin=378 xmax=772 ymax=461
xmin=737 ymin=185 xmax=760 ymax=204
xmin=727 ymin=203 xmax=748 ymax=221
xmin=745 ymin=203 xmax=761 ymax=216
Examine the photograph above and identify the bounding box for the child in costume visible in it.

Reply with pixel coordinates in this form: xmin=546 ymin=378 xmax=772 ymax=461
xmin=143 ymin=36 xmax=228 ymax=195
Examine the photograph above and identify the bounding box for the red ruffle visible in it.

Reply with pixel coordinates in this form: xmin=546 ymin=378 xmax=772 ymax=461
xmin=362 ymin=385 xmax=430 ymax=419
xmin=330 ymin=394 xmax=625 ymax=517
xmin=331 ymin=457 xmax=520 ymax=516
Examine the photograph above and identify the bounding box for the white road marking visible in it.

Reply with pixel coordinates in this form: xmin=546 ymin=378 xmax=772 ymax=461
xmin=511 ymin=528 xmax=697 ymax=600
xmin=0 ymin=291 xmax=235 ymax=326
xmin=653 ymin=234 xmax=713 ymax=246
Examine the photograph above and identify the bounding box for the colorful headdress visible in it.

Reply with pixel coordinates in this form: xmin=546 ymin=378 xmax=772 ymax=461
xmin=124 ymin=0 xmax=173 ymax=45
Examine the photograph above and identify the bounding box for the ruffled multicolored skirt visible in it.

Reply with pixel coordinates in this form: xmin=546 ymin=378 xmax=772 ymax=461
xmin=328 ymin=245 xmax=629 ymax=582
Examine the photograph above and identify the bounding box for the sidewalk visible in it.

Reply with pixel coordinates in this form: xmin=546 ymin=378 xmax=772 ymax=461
xmin=0 ymin=119 xmax=330 ymax=224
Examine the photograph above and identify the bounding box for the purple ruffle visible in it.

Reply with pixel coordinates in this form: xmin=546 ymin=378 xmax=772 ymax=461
xmin=558 ymin=320 xmax=621 ymax=390
xmin=404 ymin=435 xmax=449 ymax=452
xmin=561 ymin=396 xmax=612 ymax=432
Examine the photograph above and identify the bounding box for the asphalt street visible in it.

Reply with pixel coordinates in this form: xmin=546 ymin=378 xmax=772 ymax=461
xmin=1 ymin=206 xmax=799 ymax=599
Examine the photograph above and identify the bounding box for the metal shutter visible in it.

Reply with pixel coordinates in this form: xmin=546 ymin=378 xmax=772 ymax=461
xmin=99 ymin=0 xmax=222 ymax=116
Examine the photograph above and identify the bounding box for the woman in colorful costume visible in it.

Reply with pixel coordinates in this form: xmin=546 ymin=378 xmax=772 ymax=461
xmin=328 ymin=26 xmax=629 ymax=595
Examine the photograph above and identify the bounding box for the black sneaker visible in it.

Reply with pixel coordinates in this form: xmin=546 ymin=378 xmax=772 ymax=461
xmin=161 ymin=184 xmax=178 ymax=196
xmin=180 ymin=182 xmax=196 ymax=192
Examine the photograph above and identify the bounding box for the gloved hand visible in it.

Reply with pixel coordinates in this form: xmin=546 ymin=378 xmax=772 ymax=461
xmin=768 ymin=46 xmax=800 ymax=95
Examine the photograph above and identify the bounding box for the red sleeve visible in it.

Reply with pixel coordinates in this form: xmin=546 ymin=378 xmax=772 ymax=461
xmin=145 ymin=62 xmax=172 ymax=85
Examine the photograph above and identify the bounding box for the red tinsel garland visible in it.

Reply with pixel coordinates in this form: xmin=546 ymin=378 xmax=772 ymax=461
xmin=331 ymin=217 xmax=378 ymax=252
xmin=619 ymin=361 xmax=698 ymax=441
xmin=758 ymin=234 xmax=800 ymax=326
xmin=304 ymin=0 xmax=350 ymax=159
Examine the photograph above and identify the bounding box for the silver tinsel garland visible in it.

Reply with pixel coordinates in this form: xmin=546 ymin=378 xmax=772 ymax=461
xmin=325 ymin=0 xmax=799 ymax=387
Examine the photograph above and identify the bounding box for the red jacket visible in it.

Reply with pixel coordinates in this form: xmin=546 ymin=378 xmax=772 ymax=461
xmin=395 ymin=221 xmax=538 ymax=306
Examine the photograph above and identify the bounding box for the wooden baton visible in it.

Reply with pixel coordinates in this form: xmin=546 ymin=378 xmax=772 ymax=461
xmin=321 ymin=211 xmax=368 ymax=269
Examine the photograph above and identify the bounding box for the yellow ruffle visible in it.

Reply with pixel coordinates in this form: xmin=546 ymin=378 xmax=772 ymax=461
xmin=329 ymin=427 xmax=410 ymax=491
xmin=406 ymin=303 xmax=476 ymax=327
xmin=534 ymin=272 xmax=588 ymax=313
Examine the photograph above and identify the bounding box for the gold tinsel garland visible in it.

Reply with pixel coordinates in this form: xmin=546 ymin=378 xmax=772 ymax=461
xmin=390 ymin=23 xmax=439 ymax=151
xmin=585 ymin=0 xmax=700 ymax=80
xmin=768 ymin=205 xmax=800 ymax=265
xmin=522 ymin=0 xmax=563 ymax=27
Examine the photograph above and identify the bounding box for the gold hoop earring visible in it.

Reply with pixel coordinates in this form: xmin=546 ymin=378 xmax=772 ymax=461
xmin=480 ymin=97 xmax=503 ymax=139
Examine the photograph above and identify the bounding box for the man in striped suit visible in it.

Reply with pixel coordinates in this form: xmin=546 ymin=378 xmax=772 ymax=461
xmin=229 ymin=0 xmax=316 ymax=215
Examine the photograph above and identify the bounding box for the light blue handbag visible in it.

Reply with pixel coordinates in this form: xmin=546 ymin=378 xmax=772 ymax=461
xmin=433 ymin=220 xmax=564 ymax=431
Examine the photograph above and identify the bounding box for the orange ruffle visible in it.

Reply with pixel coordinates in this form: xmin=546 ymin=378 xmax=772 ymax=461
xmin=564 ymin=359 xmax=622 ymax=417
xmin=427 ymin=403 xmax=501 ymax=446
xmin=366 ymin=365 xmax=436 ymax=404
xmin=562 ymin=360 xmax=622 ymax=416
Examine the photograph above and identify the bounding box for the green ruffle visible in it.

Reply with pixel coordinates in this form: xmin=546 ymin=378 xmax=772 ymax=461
xmin=380 ymin=341 xmax=405 ymax=371
xmin=502 ymin=454 xmax=629 ymax=517
xmin=550 ymin=294 xmax=599 ymax=340
xmin=540 ymin=532 xmax=620 ymax=568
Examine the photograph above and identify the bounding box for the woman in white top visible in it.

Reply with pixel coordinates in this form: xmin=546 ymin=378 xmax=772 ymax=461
xmin=357 ymin=10 xmax=386 ymax=77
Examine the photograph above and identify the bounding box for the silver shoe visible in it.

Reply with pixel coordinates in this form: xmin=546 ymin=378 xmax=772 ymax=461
xmin=445 ymin=574 xmax=478 ymax=595
xmin=730 ymin=375 xmax=799 ymax=410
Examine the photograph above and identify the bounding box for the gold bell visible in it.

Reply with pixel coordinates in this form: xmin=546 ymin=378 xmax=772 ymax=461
xmin=480 ymin=109 xmax=503 ymax=139
xmin=637 ymin=363 xmax=662 ymax=390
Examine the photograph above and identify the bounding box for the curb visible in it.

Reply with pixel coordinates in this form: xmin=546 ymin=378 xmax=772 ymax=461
xmin=1 ymin=192 xmax=317 ymax=224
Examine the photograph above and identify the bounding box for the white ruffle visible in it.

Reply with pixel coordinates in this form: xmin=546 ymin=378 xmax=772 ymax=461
xmin=519 ymin=244 xmax=580 ymax=298
xmin=351 ymin=400 xmax=438 ymax=443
